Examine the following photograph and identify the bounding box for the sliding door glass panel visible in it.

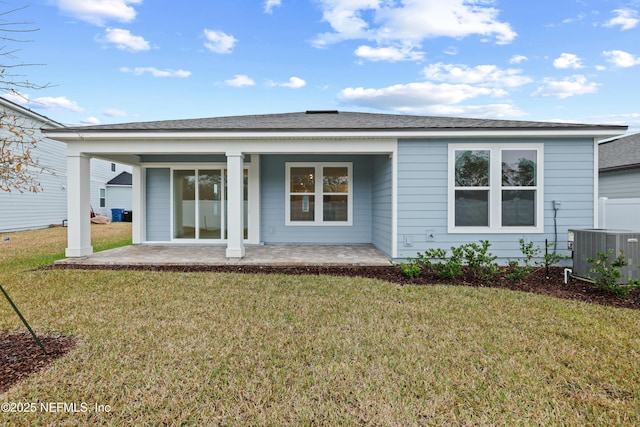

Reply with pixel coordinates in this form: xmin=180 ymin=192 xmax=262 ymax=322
xmin=174 ymin=170 xmax=196 ymax=239
xmin=198 ymin=170 xmax=221 ymax=239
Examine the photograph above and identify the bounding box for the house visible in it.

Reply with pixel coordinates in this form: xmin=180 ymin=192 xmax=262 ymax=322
xmin=596 ymin=132 xmax=640 ymax=230
xmin=42 ymin=110 xmax=626 ymax=261
xmin=0 ymin=97 xmax=131 ymax=232
xmin=599 ymin=132 xmax=640 ymax=199
xmin=103 ymin=171 xmax=133 ymax=217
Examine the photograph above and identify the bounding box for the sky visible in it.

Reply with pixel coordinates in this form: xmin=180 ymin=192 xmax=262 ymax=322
xmin=3 ymin=0 xmax=640 ymax=132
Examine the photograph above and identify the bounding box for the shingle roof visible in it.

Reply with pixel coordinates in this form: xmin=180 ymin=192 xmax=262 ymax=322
xmin=106 ymin=171 xmax=132 ymax=186
xmin=48 ymin=110 xmax=625 ymax=133
xmin=599 ymin=132 xmax=640 ymax=171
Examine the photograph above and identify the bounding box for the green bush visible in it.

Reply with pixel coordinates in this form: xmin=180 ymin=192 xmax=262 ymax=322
xmin=586 ymin=249 xmax=640 ymax=297
xmin=507 ymin=239 xmax=538 ymax=281
xmin=415 ymin=246 xmax=464 ymax=280
xmin=395 ymin=261 xmax=422 ymax=279
xmin=462 ymin=240 xmax=499 ymax=280
xmin=507 ymin=239 xmax=568 ymax=281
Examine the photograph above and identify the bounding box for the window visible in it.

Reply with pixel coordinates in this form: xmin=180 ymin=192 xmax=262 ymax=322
xmin=286 ymin=162 xmax=352 ymax=225
xmin=99 ymin=188 xmax=106 ymax=208
xmin=111 ymin=163 xmax=116 ymax=172
xmin=448 ymin=144 xmax=543 ymax=233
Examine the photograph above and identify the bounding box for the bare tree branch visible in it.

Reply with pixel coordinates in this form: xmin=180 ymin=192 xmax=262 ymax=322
xmin=1 ymin=3 xmax=49 ymax=192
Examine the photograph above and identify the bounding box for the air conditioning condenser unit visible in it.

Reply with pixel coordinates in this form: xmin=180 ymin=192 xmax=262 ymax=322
xmin=569 ymin=229 xmax=640 ymax=283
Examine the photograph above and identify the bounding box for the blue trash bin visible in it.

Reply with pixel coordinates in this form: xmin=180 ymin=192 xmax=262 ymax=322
xmin=111 ymin=208 xmax=124 ymax=222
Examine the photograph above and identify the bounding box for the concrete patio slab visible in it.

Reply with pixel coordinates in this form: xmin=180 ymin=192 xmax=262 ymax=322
xmin=54 ymin=244 xmax=390 ymax=267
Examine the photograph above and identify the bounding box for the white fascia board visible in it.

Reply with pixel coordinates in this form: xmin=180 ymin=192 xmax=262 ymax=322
xmin=46 ymin=128 xmax=627 ymax=142
xmin=65 ymin=138 xmax=398 ymax=156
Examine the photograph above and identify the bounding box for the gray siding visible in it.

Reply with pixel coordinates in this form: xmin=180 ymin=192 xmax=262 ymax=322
xmin=0 ymin=109 xmax=67 ymax=231
xmin=0 ymin=99 xmax=132 ymax=231
xmin=107 ymin=186 xmax=132 ymax=211
xmin=146 ymin=168 xmax=170 ymax=241
xmin=260 ymin=155 xmax=373 ymax=244
xmin=599 ymin=169 xmax=640 ymax=199
xmin=0 ymin=138 xmax=68 ymax=231
xmin=371 ymin=155 xmax=393 ymax=256
xmin=396 ymin=138 xmax=594 ymax=263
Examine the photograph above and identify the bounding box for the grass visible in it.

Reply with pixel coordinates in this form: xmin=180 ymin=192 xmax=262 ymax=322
xmin=0 ymin=223 xmax=132 ymax=272
xmin=1 ymin=226 xmax=640 ymax=425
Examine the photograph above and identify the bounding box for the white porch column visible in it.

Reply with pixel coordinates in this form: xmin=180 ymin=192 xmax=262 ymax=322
xmin=131 ymin=165 xmax=144 ymax=244
xmin=66 ymin=153 xmax=93 ymax=257
xmin=226 ymin=152 xmax=245 ymax=258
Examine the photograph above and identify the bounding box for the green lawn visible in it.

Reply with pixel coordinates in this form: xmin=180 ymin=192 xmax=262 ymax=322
xmin=1 ymin=225 xmax=640 ymax=425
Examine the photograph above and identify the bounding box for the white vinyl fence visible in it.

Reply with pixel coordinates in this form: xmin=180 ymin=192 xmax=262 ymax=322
xmin=598 ymin=197 xmax=640 ymax=230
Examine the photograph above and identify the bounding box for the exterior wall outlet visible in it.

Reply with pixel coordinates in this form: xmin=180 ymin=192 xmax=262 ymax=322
xmin=426 ymin=229 xmax=436 ymax=242
xmin=403 ymin=235 xmax=413 ymax=247
xmin=553 ymin=200 xmax=562 ymax=209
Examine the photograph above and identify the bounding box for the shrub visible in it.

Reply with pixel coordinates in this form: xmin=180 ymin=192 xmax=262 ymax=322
xmin=586 ymin=249 xmax=640 ymax=297
xmin=415 ymin=246 xmax=464 ymax=280
xmin=395 ymin=261 xmax=422 ymax=279
xmin=507 ymin=239 xmax=538 ymax=281
xmin=462 ymin=240 xmax=500 ymax=280
xmin=507 ymin=240 xmax=569 ymax=281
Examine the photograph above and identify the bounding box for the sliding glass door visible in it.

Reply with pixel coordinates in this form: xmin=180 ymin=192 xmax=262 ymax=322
xmin=173 ymin=167 xmax=247 ymax=241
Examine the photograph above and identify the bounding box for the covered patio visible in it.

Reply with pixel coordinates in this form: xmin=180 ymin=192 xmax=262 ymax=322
xmin=54 ymin=244 xmax=390 ymax=267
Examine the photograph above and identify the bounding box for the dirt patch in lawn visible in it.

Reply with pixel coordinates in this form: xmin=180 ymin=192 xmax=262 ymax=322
xmin=48 ymin=264 xmax=640 ymax=310
xmin=0 ymin=331 xmax=76 ymax=393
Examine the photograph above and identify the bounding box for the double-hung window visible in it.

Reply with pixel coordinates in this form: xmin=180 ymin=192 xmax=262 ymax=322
xmin=286 ymin=162 xmax=352 ymax=225
xmin=448 ymin=143 xmax=543 ymax=233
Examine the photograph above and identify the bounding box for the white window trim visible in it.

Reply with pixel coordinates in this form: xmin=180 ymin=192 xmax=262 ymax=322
xmin=285 ymin=162 xmax=353 ymax=226
xmin=448 ymin=143 xmax=544 ymax=234
xmin=99 ymin=187 xmax=106 ymax=208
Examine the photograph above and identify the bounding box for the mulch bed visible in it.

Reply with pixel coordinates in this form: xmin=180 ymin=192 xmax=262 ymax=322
xmin=0 ymin=331 xmax=76 ymax=393
xmin=3 ymin=263 xmax=637 ymax=393
xmin=47 ymin=263 xmax=640 ymax=310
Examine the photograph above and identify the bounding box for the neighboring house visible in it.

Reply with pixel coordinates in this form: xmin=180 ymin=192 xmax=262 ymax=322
xmin=105 ymin=171 xmax=133 ymax=214
xmin=599 ymin=132 xmax=640 ymax=199
xmin=0 ymin=97 xmax=131 ymax=232
xmin=43 ymin=110 xmax=626 ymax=261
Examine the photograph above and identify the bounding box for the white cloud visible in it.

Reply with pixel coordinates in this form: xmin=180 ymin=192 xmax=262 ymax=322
xmin=81 ymin=117 xmax=101 ymax=125
xmin=553 ymin=53 xmax=584 ymax=69
xmin=602 ymin=50 xmax=640 ymax=67
xmin=203 ymin=29 xmax=237 ymax=54
xmin=100 ymin=28 xmax=150 ymax=51
xmin=338 ymin=81 xmax=524 ymax=117
xmin=103 ymin=108 xmax=128 ymax=117
xmin=561 ymin=13 xmax=586 ymax=25
xmin=355 ymin=44 xmax=424 ymax=62
xmin=225 ymin=75 xmax=256 ymax=87
xmin=531 ymin=75 xmax=599 ymax=99
xmin=420 ymin=103 xmax=527 ymax=118
xmin=120 ymin=67 xmax=192 ymax=78
xmin=54 ymin=0 xmax=141 ymax=26
xmin=5 ymin=92 xmax=85 ymax=112
xmin=604 ymin=8 xmax=639 ymax=30
xmin=338 ymin=82 xmax=500 ymax=110
xmin=443 ymin=46 xmax=458 ymax=56
xmin=264 ymin=0 xmax=281 ymax=14
xmin=588 ymin=112 xmax=640 ymax=128
xmin=269 ymin=76 xmax=306 ymax=89
xmin=312 ymin=0 xmax=517 ymax=50
xmin=509 ymin=55 xmax=528 ymax=64
xmin=422 ymin=63 xmax=532 ymax=88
